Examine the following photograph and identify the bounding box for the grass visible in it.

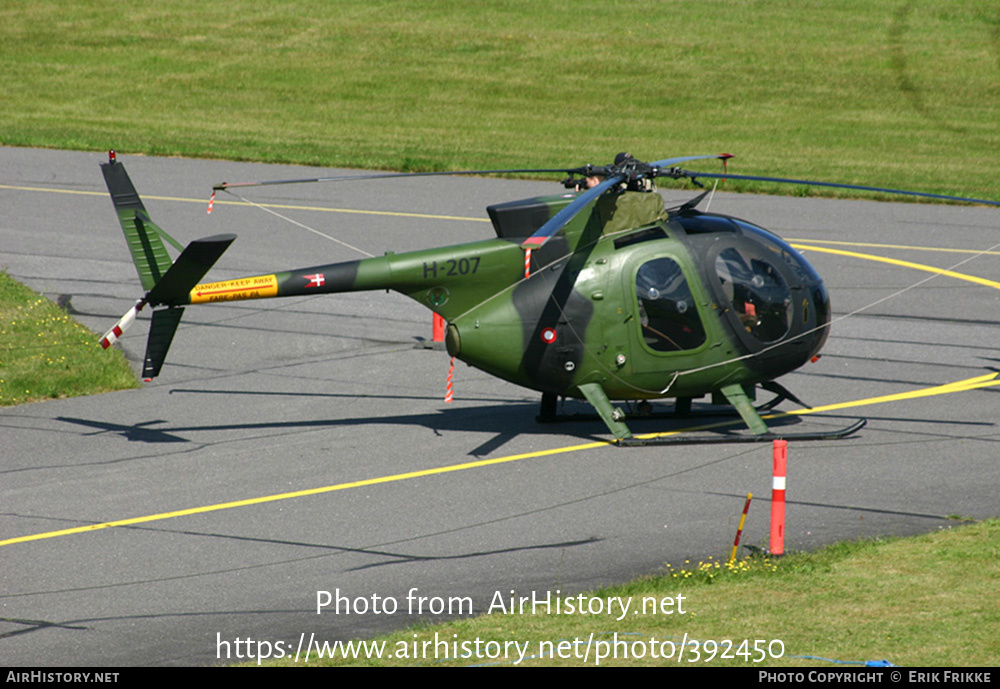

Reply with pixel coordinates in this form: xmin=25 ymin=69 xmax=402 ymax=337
xmin=0 ymin=272 xmax=137 ymax=406
xmin=261 ymin=520 xmax=1000 ymax=667
xmin=1 ymin=1 xmax=997 ymax=201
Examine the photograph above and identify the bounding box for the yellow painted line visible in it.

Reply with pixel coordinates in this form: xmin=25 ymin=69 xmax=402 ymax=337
xmin=0 ymin=184 xmax=108 ymax=198
xmin=634 ymin=373 xmax=1000 ymax=441
xmin=788 ymin=238 xmax=1000 ymax=257
xmin=0 ymin=439 xmax=607 ymax=548
xmin=5 ymin=182 xmax=992 ymax=238
xmin=636 ymin=373 xmax=1000 ymax=440
xmin=3 ymin=184 xmax=997 ymax=545
xmin=791 ymin=243 xmax=1000 ymax=290
xmin=219 ymin=199 xmax=488 ymax=223
xmin=0 ymin=183 xmax=487 ymax=223
xmin=784 ymin=372 xmax=1000 ymax=416
xmin=5 ymin=373 xmax=999 ymax=548
xmin=632 ymin=417 xmax=749 ymax=441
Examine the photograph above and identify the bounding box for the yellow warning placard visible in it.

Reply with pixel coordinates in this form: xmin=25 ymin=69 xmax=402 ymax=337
xmin=190 ymin=274 xmax=279 ymax=304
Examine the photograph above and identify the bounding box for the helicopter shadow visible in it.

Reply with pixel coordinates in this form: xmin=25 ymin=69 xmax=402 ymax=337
xmin=56 ymin=394 xmax=834 ymax=456
xmin=56 ymin=398 xmax=606 ymax=456
xmin=56 ymin=389 xmax=844 ymax=457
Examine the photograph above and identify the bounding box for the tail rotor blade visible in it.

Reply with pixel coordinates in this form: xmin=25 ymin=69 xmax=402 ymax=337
xmin=99 ymin=302 xmax=143 ymax=349
xmin=99 ymin=154 xmax=238 ymax=380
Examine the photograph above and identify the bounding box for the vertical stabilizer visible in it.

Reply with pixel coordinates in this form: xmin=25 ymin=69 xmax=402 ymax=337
xmin=101 ymin=154 xmax=181 ymax=291
xmin=98 ymin=153 xmax=235 ymax=379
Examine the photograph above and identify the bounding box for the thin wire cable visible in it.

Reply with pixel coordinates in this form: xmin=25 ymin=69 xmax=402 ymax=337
xmin=220 ymin=189 xmax=375 ymax=258
xmin=667 ymin=237 xmax=1000 ymax=391
xmin=224 ymin=185 xmax=1000 ymax=399
xmin=536 ymin=232 xmax=1000 ymax=398
xmin=704 ymin=179 xmax=718 ymax=212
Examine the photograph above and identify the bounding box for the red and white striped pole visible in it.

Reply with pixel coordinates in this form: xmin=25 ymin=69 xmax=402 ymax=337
xmin=444 ymin=357 xmax=455 ymax=403
xmin=524 ymin=248 xmax=532 ymax=279
xmin=770 ymin=439 xmax=787 ymax=556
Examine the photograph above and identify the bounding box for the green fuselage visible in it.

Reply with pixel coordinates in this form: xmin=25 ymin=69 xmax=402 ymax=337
xmin=180 ymin=191 xmax=829 ymax=406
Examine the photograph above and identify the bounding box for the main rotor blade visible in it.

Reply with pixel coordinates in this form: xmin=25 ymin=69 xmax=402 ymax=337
xmin=679 ymin=171 xmax=1000 ymax=207
xmin=651 ymin=154 xmax=733 ymax=169
xmin=214 ymin=155 xmax=735 ymax=191
xmin=515 ymin=156 xmax=734 ymax=250
xmin=520 ymin=173 xmax=626 ymax=249
xmin=214 ymin=167 xmax=583 ymax=191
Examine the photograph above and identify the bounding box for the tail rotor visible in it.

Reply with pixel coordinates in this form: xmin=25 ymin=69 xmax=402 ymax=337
xmin=99 ymin=152 xmax=236 ymax=379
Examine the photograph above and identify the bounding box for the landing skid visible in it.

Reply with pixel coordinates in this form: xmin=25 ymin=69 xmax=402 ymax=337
xmin=536 ymin=392 xmax=807 ymax=425
xmin=537 ymin=388 xmax=866 ymax=446
xmin=537 ymin=403 xmax=782 ymax=423
xmin=616 ymin=418 xmax=867 ymax=447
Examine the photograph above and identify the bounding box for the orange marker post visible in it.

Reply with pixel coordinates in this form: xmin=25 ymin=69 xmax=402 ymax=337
xmin=432 ymin=313 xmax=445 ymax=343
xmin=770 ymin=440 xmax=787 ymax=556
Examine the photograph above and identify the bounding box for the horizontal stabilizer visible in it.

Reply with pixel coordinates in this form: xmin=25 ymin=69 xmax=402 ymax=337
xmin=146 ymin=234 xmax=236 ymax=306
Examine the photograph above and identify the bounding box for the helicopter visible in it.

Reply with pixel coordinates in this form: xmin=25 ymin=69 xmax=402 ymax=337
xmin=97 ymin=151 xmax=998 ymax=445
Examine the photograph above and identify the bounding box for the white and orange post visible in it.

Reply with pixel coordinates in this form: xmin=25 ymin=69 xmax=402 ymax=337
xmin=770 ymin=440 xmax=787 ymax=556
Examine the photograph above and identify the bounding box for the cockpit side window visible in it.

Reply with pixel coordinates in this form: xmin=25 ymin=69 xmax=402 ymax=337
xmin=714 ymin=247 xmax=791 ymax=343
xmin=635 ymin=258 xmax=706 ymax=352
xmin=731 ymin=219 xmax=822 ymax=284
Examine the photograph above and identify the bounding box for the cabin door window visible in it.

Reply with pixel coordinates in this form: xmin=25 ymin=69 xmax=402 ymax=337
xmin=634 ymin=257 xmax=706 ymax=352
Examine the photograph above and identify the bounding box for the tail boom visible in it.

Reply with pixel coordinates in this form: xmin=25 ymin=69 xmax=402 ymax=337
xmin=184 ymin=258 xmax=390 ymax=305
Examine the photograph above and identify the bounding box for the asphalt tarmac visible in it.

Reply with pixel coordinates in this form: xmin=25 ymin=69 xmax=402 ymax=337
xmin=1 ymin=148 xmax=998 ymax=666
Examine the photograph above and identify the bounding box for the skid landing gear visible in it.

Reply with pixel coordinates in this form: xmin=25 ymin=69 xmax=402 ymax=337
xmin=537 ymin=384 xmax=867 ymax=446
xmin=617 ymin=419 xmax=867 ymax=446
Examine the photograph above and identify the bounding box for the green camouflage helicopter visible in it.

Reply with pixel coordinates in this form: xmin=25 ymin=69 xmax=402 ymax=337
xmin=98 ymin=151 xmax=997 ymax=444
